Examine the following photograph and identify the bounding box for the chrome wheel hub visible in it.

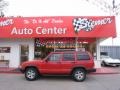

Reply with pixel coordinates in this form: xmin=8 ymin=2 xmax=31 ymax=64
xmin=26 ymin=70 xmax=36 ymax=79
xmin=75 ymin=71 xmax=84 ymax=80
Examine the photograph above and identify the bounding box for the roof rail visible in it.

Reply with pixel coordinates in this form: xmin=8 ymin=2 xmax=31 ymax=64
xmin=55 ymin=49 xmax=75 ymax=52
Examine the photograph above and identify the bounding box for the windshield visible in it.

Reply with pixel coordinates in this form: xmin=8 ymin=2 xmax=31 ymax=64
xmin=100 ymin=56 xmax=111 ymax=59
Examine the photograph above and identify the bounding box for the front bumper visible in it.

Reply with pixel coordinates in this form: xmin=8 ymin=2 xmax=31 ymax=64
xmin=106 ymin=63 xmax=120 ymax=66
xmin=19 ymin=68 xmax=25 ymax=73
xmin=18 ymin=67 xmax=25 ymax=73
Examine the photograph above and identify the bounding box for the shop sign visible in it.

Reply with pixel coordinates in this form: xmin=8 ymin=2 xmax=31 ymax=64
xmin=73 ymin=17 xmax=112 ymax=33
xmin=0 ymin=16 xmax=116 ymax=38
xmin=0 ymin=47 xmax=10 ymax=53
xmin=0 ymin=19 xmax=13 ymax=27
xmin=11 ymin=27 xmax=67 ymax=35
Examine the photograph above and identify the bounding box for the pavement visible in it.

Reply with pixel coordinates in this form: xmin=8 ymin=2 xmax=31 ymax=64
xmin=0 ymin=67 xmax=120 ymax=74
xmin=0 ymin=74 xmax=120 ymax=90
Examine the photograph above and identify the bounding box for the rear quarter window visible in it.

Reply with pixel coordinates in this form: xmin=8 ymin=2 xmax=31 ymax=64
xmin=77 ymin=52 xmax=90 ymax=60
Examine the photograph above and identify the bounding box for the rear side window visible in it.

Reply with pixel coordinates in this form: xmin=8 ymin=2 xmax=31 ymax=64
xmin=77 ymin=52 xmax=90 ymax=60
xmin=63 ymin=53 xmax=75 ymax=61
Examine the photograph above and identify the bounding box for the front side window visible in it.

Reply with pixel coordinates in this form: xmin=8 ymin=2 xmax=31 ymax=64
xmin=63 ymin=53 xmax=75 ymax=61
xmin=47 ymin=53 xmax=62 ymax=61
xmin=77 ymin=52 xmax=90 ymax=60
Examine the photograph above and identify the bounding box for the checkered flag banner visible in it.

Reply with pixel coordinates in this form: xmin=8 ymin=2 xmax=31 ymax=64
xmin=35 ymin=38 xmax=46 ymax=47
xmin=73 ymin=18 xmax=94 ymax=33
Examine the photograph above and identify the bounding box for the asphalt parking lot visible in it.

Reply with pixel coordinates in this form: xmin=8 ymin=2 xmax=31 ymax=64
xmin=0 ymin=73 xmax=120 ymax=90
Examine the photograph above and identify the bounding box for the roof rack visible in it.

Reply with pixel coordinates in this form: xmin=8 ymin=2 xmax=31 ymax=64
xmin=55 ymin=49 xmax=75 ymax=52
xmin=54 ymin=48 xmax=86 ymax=52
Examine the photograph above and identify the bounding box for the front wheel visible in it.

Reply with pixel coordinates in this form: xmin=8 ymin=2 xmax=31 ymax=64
xmin=72 ymin=69 xmax=86 ymax=82
xmin=116 ymin=65 xmax=120 ymax=67
xmin=25 ymin=67 xmax=39 ymax=81
xmin=101 ymin=61 xmax=106 ymax=67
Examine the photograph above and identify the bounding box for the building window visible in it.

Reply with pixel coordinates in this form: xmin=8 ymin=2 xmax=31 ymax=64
xmin=0 ymin=47 xmax=11 ymax=53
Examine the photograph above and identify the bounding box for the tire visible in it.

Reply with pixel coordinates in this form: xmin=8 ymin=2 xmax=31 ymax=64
xmin=25 ymin=67 xmax=39 ymax=81
xmin=72 ymin=69 xmax=86 ymax=82
xmin=101 ymin=61 xmax=106 ymax=67
xmin=116 ymin=65 xmax=120 ymax=67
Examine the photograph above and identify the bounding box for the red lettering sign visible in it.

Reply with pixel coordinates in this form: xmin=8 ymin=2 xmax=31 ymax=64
xmin=0 ymin=16 xmax=116 ymax=38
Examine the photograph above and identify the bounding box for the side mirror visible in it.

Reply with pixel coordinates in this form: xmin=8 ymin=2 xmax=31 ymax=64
xmin=45 ymin=58 xmax=50 ymax=62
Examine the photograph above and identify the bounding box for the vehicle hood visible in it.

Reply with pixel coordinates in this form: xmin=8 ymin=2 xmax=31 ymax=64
xmin=22 ymin=59 xmax=44 ymax=65
xmin=104 ymin=58 xmax=120 ymax=63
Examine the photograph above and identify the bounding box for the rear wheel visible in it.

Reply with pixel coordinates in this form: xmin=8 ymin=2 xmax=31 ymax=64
xmin=72 ymin=69 xmax=86 ymax=82
xmin=25 ymin=67 xmax=39 ymax=81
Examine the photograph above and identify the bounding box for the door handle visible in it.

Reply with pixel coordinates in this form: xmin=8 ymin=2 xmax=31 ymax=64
xmin=71 ymin=62 xmax=75 ymax=63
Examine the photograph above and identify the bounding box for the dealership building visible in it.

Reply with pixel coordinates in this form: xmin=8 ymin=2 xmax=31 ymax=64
xmin=0 ymin=16 xmax=116 ymax=67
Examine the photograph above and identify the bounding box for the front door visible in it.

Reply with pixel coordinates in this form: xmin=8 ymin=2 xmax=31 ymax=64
xmin=41 ymin=53 xmax=62 ymax=74
xmin=20 ymin=45 xmax=29 ymax=64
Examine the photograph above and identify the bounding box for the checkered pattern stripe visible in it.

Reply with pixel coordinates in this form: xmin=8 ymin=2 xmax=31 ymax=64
xmin=73 ymin=18 xmax=82 ymax=32
xmin=72 ymin=18 xmax=93 ymax=33
xmin=35 ymin=38 xmax=45 ymax=47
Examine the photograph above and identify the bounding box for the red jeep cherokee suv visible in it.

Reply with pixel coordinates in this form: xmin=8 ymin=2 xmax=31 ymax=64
xmin=20 ymin=51 xmax=96 ymax=82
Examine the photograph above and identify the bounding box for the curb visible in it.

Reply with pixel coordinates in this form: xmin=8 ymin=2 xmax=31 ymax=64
xmin=90 ymin=72 xmax=120 ymax=75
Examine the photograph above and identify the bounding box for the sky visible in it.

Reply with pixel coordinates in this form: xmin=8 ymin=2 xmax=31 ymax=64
xmin=4 ymin=0 xmax=120 ymax=16
xmin=5 ymin=0 xmax=108 ymax=16
xmin=3 ymin=0 xmax=120 ymax=45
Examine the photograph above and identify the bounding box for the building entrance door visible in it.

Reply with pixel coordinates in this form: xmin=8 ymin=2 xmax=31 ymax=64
xmin=20 ymin=45 xmax=29 ymax=64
